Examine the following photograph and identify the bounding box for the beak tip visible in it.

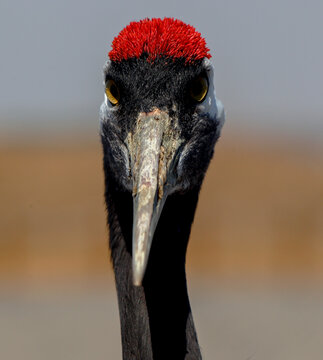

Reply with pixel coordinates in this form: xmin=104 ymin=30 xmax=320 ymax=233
xmin=133 ymin=271 xmax=143 ymax=286
xmin=133 ymin=280 xmax=142 ymax=287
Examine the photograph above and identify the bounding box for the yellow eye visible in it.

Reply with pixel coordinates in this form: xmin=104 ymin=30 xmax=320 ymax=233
xmin=105 ymin=79 xmax=120 ymax=105
xmin=189 ymin=76 xmax=208 ymax=102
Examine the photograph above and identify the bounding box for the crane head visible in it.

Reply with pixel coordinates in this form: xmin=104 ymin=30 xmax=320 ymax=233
xmin=100 ymin=18 xmax=225 ymax=286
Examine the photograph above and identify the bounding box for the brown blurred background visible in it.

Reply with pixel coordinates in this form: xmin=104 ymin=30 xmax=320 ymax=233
xmin=1 ymin=130 xmax=322 ymax=359
xmin=1 ymin=132 xmax=323 ymax=285
xmin=1 ymin=0 xmax=323 ymax=359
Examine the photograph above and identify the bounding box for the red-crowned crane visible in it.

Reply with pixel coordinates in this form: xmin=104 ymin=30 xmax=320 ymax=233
xmin=100 ymin=18 xmax=225 ymax=360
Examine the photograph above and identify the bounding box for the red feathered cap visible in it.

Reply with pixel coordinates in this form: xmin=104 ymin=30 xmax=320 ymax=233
xmin=109 ymin=18 xmax=211 ymax=64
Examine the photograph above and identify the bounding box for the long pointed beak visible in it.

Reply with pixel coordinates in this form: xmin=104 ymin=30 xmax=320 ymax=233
xmin=127 ymin=109 xmax=181 ymax=286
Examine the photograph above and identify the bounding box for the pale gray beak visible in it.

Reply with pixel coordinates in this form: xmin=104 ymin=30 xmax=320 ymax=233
xmin=126 ymin=109 xmax=181 ymax=286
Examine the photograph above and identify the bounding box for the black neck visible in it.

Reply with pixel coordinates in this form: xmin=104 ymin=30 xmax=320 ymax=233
xmin=105 ymin=177 xmax=202 ymax=360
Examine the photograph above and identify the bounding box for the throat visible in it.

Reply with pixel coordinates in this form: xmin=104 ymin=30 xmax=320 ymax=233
xmin=107 ymin=187 xmax=202 ymax=359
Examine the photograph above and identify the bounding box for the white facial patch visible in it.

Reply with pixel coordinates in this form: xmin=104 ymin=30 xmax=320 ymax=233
xmin=99 ymin=60 xmax=118 ymax=134
xmin=196 ymin=58 xmax=225 ymax=133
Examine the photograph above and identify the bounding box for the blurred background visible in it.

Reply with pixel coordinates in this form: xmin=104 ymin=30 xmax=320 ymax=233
xmin=1 ymin=0 xmax=322 ymax=359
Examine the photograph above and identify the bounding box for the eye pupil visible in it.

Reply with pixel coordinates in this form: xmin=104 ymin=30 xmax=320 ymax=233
xmin=110 ymin=83 xmax=118 ymax=98
xmin=106 ymin=79 xmax=120 ymax=105
xmin=191 ymin=82 xmax=203 ymax=97
xmin=189 ymin=76 xmax=208 ymax=103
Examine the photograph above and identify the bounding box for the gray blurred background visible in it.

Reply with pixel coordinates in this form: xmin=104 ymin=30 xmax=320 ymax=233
xmin=1 ymin=0 xmax=322 ymax=359
xmin=1 ymin=0 xmax=322 ymax=139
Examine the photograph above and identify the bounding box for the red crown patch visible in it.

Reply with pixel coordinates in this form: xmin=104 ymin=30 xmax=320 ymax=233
xmin=109 ymin=18 xmax=211 ymax=64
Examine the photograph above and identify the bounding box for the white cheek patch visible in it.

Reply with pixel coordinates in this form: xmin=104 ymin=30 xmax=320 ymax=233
xmin=100 ymin=60 xmax=119 ymax=134
xmin=99 ymin=95 xmax=117 ymax=135
xmin=215 ymin=98 xmax=225 ymax=133
xmin=104 ymin=93 xmax=114 ymax=109
xmin=197 ymin=58 xmax=225 ymax=131
xmin=99 ymin=101 xmax=107 ymax=135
